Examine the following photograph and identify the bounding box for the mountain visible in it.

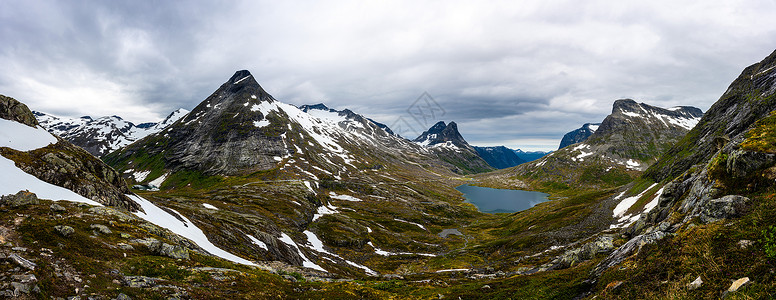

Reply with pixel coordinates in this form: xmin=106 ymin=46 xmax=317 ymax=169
xmin=479 ymin=99 xmax=703 ymax=191
xmin=35 ymin=108 xmax=189 ymax=157
xmin=558 ymin=123 xmax=600 ymax=149
xmin=473 ymin=146 xmax=526 ymax=169
xmin=103 ymin=70 xmax=483 ymax=276
xmin=413 ymin=121 xmax=494 ymax=174
xmin=585 ymin=49 xmax=776 ymax=298
xmin=513 ymin=149 xmax=551 ymax=162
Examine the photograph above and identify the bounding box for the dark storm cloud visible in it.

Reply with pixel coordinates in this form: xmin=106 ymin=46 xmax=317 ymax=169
xmin=2 ymin=0 xmax=776 ymax=150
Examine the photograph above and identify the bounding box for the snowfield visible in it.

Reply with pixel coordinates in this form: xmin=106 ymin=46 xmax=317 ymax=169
xmin=0 ymin=118 xmax=57 ymax=151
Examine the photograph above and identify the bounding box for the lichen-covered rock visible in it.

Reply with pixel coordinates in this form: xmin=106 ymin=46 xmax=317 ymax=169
xmin=593 ymin=231 xmax=669 ymax=276
xmin=699 ymin=195 xmax=749 ymax=223
xmin=121 ymin=275 xmax=159 ymax=288
xmin=551 ymin=236 xmax=615 ymax=269
xmin=90 ymin=224 xmax=112 ymax=235
xmin=50 ymin=203 xmax=67 ymax=212
xmin=0 ymin=190 xmax=39 ymax=207
xmin=0 ymin=94 xmax=38 ymax=127
xmin=155 ymin=243 xmax=189 ymax=260
xmin=54 ymin=225 xmax=75 ymax=237
xmin=8 ymin=253 xmax=37 ymax=270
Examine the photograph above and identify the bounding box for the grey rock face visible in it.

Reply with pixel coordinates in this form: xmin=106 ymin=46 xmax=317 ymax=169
xmin=0 ymin=141 xmax=139 ymax=211
xmin=699 ymin=195 xmax=749 ymax=224
xmin=413 ymin=121 xmax=494 ymax=174
xmin=551 ymin=236 xmax=614 ymax=270
xmin=0 ymin=94 xmax=38 ymax=127
xmin=593 ymin=231 xmax=669 ymax=276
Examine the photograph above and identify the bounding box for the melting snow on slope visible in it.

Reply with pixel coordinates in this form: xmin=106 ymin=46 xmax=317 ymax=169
xmin=253 ymin=120 xmax=270 ymax=128
xmin=279 ymin=233 xmax=327 ymax=272
xmin=394 ymin=218 xmax=426 ymax=230
xmin=367 ymin=241 xmax=436 ymax=257
xmin=312 ymin=204 xmax=338 ymax=221
xmin=127 ymin=194 xmax=255 ymax=265
xmin=202 ymin=203 xmax=218 ymax=210
xmin=0 ymin=157 xmax=101 ymax=206
xmin=0 ymin=118 xmax=57 ymax=151
xmin=247 ymin=234 xmax=268 ymax=251
xmin=148 ymin=173 xmax=168 ymax=188
xmin=303 ymin=231 xmax=377 ymax=275
xmin=329 ymin=192 xmax=362 ymax=202
xmin=133 ymin=170 xmax=151 ymax=182
xmin=610 ymin=183 xmax=659 ymax=228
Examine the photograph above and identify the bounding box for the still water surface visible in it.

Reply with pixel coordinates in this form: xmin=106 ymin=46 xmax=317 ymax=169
xmin=456 ymin=184 xmax=550 ymax=213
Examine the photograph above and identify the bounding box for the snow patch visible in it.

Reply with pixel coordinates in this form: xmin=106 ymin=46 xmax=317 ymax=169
xmin=394 ymin=218 xmax=426 ymax=230
xmin=132 ymin=170 xmax=151 ymax=182
xmin=0 ymin=118 xmax=57 ymax=151
xmin=612 ymin=183 xmax=658 ymax=218
xmin=312 ymin=204 xmax=338 ymax=221
xmin=253 ymin=120 xmax=270 ymax=128
xmin=278 ymin=233 xmax=326 ymax=272
xmin=128 ymin=194 xmax=255 ymax=265
xmin=0 ymin=157 xmax=101 ymax=206
xmin=202 ymin=203 xmax=218 ymax=210
xmin=329 ymin=192 xmax=362 ymax=202
xmin=247 ymin=234 xmax=268 ymax=250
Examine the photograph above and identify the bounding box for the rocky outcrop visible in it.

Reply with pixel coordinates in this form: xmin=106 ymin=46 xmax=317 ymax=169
xmin=0 ymin=142 xmax=139 ymax=211
xmin=1 ymin=97 xmax=140 ymax=211
xmin=0 ymin=95 xmax=38 ymax=127
xmin=0 ymin=191 xmax=40 ymax=207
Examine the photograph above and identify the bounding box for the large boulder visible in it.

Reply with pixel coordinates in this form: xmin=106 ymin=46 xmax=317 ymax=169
xmin=0 ymin=95 xmax=38 ymax=127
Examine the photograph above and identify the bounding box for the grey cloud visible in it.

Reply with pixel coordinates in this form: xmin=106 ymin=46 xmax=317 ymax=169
xmin=1 ymin=1 xmax=776 ymax=149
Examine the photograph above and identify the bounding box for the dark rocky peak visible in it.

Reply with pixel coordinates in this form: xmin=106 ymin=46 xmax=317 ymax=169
xmin=136 ymin=122 xmax=157 ymax=129
xmin=0 ymin=94 xmax=39 ymax=127
xmin=413 ymin=121 xmax=470 ymax=148
xmin=109 ymin=70 xmax=290 ymax=176
xmin=559 ymin=122 xmax=601 ymax=149
xmin=299 ymin=103 xmax=331 ymax=111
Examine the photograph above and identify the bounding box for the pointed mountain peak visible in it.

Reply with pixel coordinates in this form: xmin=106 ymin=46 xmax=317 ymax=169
xmin=229 ymin=70 xmax=256 ymax=85
xmin=428 ymin=121 xmax=448 ymax=132
xmin=413 ymin=120 xmax=470 ymax=149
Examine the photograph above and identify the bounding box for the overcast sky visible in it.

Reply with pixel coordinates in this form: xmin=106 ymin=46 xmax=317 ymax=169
xmin=2 ymin=1 xmax=776 ymax=151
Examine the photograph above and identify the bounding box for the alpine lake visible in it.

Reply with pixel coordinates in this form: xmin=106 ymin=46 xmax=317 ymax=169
xmin=456 ymin=184 xmax=550 ymax=213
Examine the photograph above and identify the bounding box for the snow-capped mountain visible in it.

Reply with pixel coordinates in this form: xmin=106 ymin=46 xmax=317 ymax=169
xmin=34 ymin=108 xmax=189 ymax=157
xmin=101 ymin=70 xmax=481 ymax=275
xmin=484 ymin=99 xmax=703 ymax=190
xmin=413 ymin=121 xmax=494 ymax=173
xmin=559 ymin=123 xmax=601 ymax=149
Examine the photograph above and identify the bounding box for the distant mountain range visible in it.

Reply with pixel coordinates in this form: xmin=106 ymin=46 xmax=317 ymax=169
xmin=34 ymin=108 xmax=189 ymax=157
